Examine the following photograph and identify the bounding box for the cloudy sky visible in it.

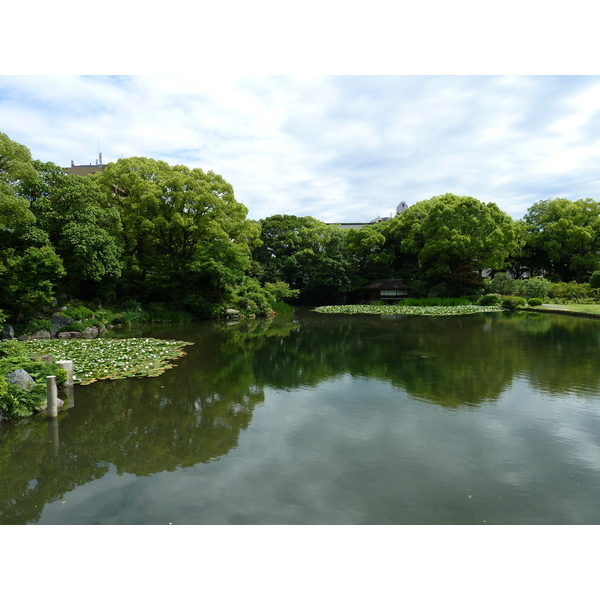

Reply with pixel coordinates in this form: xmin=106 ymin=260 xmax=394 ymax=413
xmin=3 ymin=4 xmax=599 ymax=227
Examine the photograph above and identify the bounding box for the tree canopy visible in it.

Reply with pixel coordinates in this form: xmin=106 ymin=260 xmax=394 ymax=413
xmin=6 ymin=128 xmax=600 ymax=323
xmin=252 ymin=215 xmax=354 ymax=304
xmin=521 ymin=197 xmax=600 ymax=282
xmin=385 ymin=193 xmax=522 ymax=293
xmin=96 ymin=157 xmax=261 ymax=304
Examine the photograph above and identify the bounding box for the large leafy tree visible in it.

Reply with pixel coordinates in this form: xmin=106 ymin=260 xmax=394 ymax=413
xmin=253 ymin=215 xmax=354 ymax=304
xmin=387 ymin=193 xmax=522 ymax=292
xmin=0 ymin=133 xmax=39 ymax=247
xmin=19 ymin=160 xmax=124 ymax=300
xmin=0 ymin=246 xmax=66 ymax=321
xmin=96 ymin=157 xmax=260 ymax=302
xmin=345 ymin=221 xmax=399 ymax=283
xmin=0 ymin=134 xmax=64 ymax=320
xmin=521 ymin=198 xmax=600 ymax=283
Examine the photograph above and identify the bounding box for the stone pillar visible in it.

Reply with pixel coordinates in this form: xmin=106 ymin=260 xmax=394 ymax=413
xmin=46 ymin=376 xmax=58 ymax=418
xmin=56 ymin=360 xmax=74 ymax=387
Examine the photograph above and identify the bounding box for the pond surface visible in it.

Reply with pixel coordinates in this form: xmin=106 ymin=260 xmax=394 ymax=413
xmin=2 ymin=309 xmax=600 ymax=525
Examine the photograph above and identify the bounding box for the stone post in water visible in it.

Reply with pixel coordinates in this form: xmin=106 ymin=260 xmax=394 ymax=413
xmin=56 ymin=360 xmax=74 ymax=387
xmin=46 ymin=376 xmax=58 ymax=418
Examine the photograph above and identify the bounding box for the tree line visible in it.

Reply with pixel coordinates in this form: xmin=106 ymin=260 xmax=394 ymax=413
xmin=3 ymin=130 xmax=600 ymax=323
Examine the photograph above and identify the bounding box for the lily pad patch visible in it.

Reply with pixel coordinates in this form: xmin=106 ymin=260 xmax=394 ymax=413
xmin=23 ymin=338 xmax=193 ymax=385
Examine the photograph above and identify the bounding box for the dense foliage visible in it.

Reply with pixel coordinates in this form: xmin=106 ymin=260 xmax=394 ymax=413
xmin=4 ymin=129 xmax=600 ymax=325
xmin=0 ymin=340 xmax=67 ymax=419
xmin=0 ymin=133 xmax=295 ymax=321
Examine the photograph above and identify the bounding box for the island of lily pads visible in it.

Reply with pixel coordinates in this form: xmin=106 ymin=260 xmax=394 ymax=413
xmin=313 ymin=305 xmax=506 ymax=316
xmin=23 ymin=337 xmax=194 ymax=385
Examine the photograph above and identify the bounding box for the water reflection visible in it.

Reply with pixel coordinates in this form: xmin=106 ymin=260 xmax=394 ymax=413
xmin=1 ymin=310 xmax=600 ymax=524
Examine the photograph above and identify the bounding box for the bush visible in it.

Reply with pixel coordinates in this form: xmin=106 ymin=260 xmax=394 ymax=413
xmin=515 ymin=277 xmax=552 ymax=300
xmin=180 ymin=294 xmax=217 ymax=320
xmin=1 ymin=341 xmax=68 ymax=419
xmin=550 ymin=281 xmax=592 ymax=302
xmin=502 ymin=296 xmax=527 ymax=310
xmin=590 ymin=271 xmax=600 ymax=289
xmin=528 ymin=298 xmax=543 ymax=307
xmin=272 ymin=301 xmax=295 ymax=314
xmin=23 ymin=318 xmax=52 ymax=335
xmin=479 ymin=294 xmax=501 ymax=306
xmin=61 ymin=305 xmax=95 ymax=321
xmin=490 ymin=273 xmax=518 ymax=296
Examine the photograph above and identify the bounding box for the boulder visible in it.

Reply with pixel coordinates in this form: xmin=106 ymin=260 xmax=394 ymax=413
xmin=30 ymin=355 xmax=53 ymax=364
xmin=17 ymin=334 xmax=30 ymax=341
xmin=82 ymin=326 xmax=99 ymax=338
xmin=31 ymin=330 xmax=51 ymax=339
xmin=6 ymin=369 xmax=37 ymax=391
xmin=51 ymin=313 xmax=74 ymax=337
xmin=57 ymin=331 xmax=82 ymax=339
xmin=1 ymin=325 xmax=15 ymax=340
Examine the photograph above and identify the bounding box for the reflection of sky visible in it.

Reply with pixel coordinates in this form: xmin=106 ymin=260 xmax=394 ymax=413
xmin=37 ymin=375 xmax=600 ymax=525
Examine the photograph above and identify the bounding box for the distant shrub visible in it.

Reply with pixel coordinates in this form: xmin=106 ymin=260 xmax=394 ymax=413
xmin=490 ymin=273 xmax=517 ymax=296
xmin=590 ymin=271 xmax=600 ymax=289
xmin=502 ymin=296 xmax=527 ymax=310
xmin=550 ymin=281 xmax=591 ymax=302
xmin=515 ymin=277 xmax=552 ymax=300
xmin=479 ymin=294 xmax=501 ymax=306
xmin=181 ymin=295 xmax=217 ymax=320
xmin=527 ymin=298 xmax=543 ymax=307
xmin=23 ymin=318 xmax=52 ymax=335
xmin=272 ymin=301 xmax=295 ymax=314
xmin=62 ymin=305 xmax=95 ymax=321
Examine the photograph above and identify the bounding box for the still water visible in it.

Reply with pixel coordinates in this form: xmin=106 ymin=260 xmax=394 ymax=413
xmin=2 ymin=309 xmax=600 ymax=525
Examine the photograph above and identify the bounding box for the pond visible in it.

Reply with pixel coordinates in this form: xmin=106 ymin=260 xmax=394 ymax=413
xmin=1 ymin=308 xmax=600 ymax=525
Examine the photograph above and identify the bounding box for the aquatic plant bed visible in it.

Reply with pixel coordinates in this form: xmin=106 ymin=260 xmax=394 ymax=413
xmin=23 ymin=338 xmax=194 ymax=385
xmin=313 ymin=305 xmax=506 ymax=316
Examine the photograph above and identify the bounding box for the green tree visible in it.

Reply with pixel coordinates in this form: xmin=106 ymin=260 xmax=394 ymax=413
xmin=0 ymin=246 xmax=65 ymax=321
xmin=0 ymin=135 xmax=66 ymax=320
xmin=0 ymin=133 xmax=45 ymax=252
xmin=521 ymin=197 xmax=600 ymax=283
xmin=0 ymin=132 xmax=35 ymax=195
xmin=253 ymin=215 xmax=354 ymax=304
xmin=387 ymin=193 xmax=522 ymax=294
xmin=20 ymin=161 xmax=124 ymax=300
xmin=345 ymin=221 xmax=398 ymax=283
xmin=96 ymin=157 xmax=260 ymax=303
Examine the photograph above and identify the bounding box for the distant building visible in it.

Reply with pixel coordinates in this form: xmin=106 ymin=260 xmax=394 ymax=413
xmin=64 ymin=152 xmax=106 ymax=176
xmin=363 ymin=279 xmax=414 ymax=302
xmin=329 ymin=201 xmax=409 ymax=230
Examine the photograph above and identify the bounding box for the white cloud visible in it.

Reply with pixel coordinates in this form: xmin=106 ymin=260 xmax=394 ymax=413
xmin=2 ymin=75 xmax=600 ymax=222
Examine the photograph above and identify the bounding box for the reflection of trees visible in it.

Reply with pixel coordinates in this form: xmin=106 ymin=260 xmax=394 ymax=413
xmin=0 ymin=318 xmax=295 ymax=523
xmin=514 ymin=314 xmax=600 ymax=397
xmin=0 ymin=416 xmax=109 ymax=524
xmin=3 ymin=310 xmax=600 ymax=524
xmin=251 ymin=311 xmax=522 ymax=408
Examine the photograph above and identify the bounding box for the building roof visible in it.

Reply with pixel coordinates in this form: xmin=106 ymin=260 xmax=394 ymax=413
xmin=363 ymin=279 xmax=413 ymax=290
xmin=64 ymin=165 xmax=106 ymax=176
